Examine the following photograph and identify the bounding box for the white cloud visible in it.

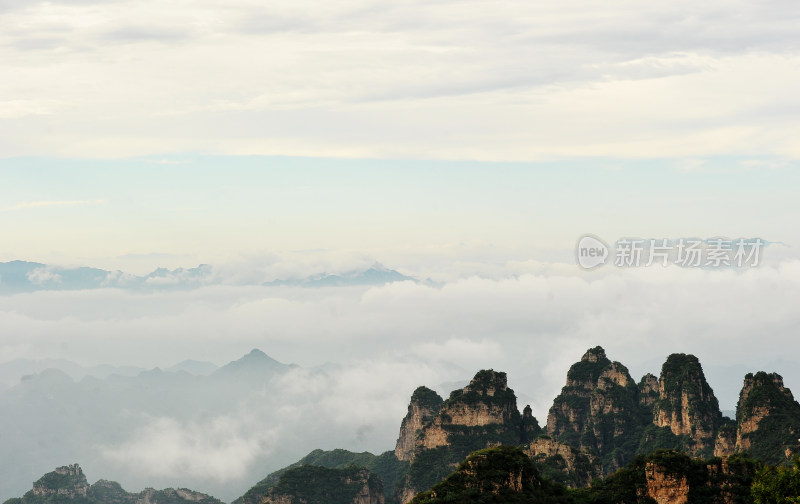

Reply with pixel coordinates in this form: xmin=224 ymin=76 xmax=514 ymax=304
xmin=1 ymin=0 xmax=799 ymax=159
xmin=101 ymin=415 xmax=278 ymax=481
xmin=26 ymin=267 xmax=63 ymax=285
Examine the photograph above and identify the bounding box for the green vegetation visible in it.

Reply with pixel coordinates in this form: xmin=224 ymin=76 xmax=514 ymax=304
xmin=565 ymin=348 xmax=611 ymax=384
xmin=234 ymin=448 xmax=407 ymax=504
xmin=752 ymin=457 xmax=800 ymax=504
xmin=268 ymin=465 xmax=382 ymax=504
xmin=636 ymin=424 xmax=684 ymax=455
xmin=572 ymin=449 xmax=759 ymax=504
xmin=738 ymin=373 xmax=800 ymax=465
xmin=550 ymin=354 xmax=651 ymax=474
xmin=446 ymin=370 xmax=517 ymax=408
xmin=409 ymin=446 xmax=572 ymax=504
xmin=411 ymin=386 xmax=444 ymax=411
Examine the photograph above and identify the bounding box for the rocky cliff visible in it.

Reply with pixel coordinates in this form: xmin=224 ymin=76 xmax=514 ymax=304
xmin=577 ymin=449 xmax=758 ymax=504
xmin=396 ymin=370 xmax=525 ymax=502
xmin=521 ymin=436 xmax=602 ymax=488
xmin=651 ymin=354 xmax=723 ymax=458
xmin=643 ymin=460 xmax=690 ymax=504
xmin=31 ymin=464 xmax=89 ymax=499
xmin=394 ymin=387 xmax=443 ymax=462
xmin=546 ymin=346 xmax=648 ymax=473
xmin=734 ymin=371 xmax=800 ymax=464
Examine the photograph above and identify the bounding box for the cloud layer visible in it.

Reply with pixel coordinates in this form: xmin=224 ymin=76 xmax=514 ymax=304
xmin=2 ymin=0 xmax=800 ymax=159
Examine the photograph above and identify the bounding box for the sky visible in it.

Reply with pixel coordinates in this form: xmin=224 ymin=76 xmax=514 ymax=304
xmin=2 ymin=0 xmax=800 ymax=498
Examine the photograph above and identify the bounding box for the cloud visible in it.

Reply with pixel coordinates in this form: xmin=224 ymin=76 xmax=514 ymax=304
xmin=3 ymin=258 xmax=800 ymax=500
xmin=26 ymin=268 xmax=63 ymax=285
xmin=2 ymin=0 xmax=800 ymax=158
xmin=1 ymin=258 xmax=799 ymax=418
xmin=101 ymin=415 xmax=278 ymax=481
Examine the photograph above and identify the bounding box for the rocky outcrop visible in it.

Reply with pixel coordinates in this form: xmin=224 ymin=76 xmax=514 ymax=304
xmin=520 ymin=405 xmax=541 ymax=443
xmin=31 ymin=464 xmax=89 ymax=498
xmin=396 ymin=369 xmax=531 ymax=503
xmin=17 ymin=464 xmax=222 ymax=504
xmin=643 ymin=461 xmax=690 ymax=504
xmin=394 ymin=387 xmax=443 ymax=461
xmin=713 ymin=421 xmax=738 ymax=458
xmin=521 ymin=437 xmax=602 ymax=487
xmin=652 ymin=353 xmax=723 ymax=457
xmin=546 ymin=346 xmax=648 ymax=473
xmin=734 ymin=372 xmax=800 ymax=464
xmin=412 ymin=370 xmax=521 ymax=455
xmin=639 ymin=373 xmax=660 ymax=409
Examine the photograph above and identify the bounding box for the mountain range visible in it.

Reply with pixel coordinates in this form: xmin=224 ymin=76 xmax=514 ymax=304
xmin=0 ymin=260 xmax=415 ymax=295
xmin=232 ymin=346 xmax=800 ymax=504
xmin=4 ymin=346 xmax=800 ymax=504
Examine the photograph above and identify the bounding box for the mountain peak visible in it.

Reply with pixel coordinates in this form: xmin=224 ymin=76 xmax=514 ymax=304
xmin=581 ymin=346 xmax=607 ymax=363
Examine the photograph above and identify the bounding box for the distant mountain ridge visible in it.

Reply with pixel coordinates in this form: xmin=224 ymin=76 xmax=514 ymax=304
xmin=3 ymin=463 xmax=222 ymax=504
xmin=0 ymin=260 xmax=414 ymax=294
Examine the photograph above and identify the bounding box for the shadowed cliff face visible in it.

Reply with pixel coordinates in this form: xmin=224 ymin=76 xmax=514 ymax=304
xmin=652 ymin=353 xmax=723 ymax=458
xmin=546 ymin=346 xmax=648 ymax=473
xmin=394 ymin=387 xmax=443 ymax=462
xmin=733 ymin=371 xmax=800 ymax=464
xmin=395 ymin=370 xmax=526 ymax=502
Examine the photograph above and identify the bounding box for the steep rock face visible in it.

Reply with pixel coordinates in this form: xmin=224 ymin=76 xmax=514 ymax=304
xmin=546 ymin=346 xmax=647 ymax=473
xmin=643 ymin=461 xmax=690 ymax=504
xmin=713 ymin=421 xmax=738 ymax=458
xmin=396 ymin=370 xmax=529 ymax=503
xmin=521 ymin=437 xmax=602 ymax=488
xmin=394 ymin=387 xmax=443 ymax=462
xmin=261 ymin=466 xmax=384 ymax=504
xmin=735 ymin=371 xmax=800 ymax=464
xmin=413 ymin=370 xmax=521 ymax=454
xmin=652 ymin=353 xmax=722 ymax=457
xmin=639 ymin=373 xmax=660 ymax=410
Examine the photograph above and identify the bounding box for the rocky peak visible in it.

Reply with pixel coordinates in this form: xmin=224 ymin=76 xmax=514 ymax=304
xmin=396 ymin=370 xmax=528 ymax=502
xmin=32 ymin=463 xmax=89 ymax=498
xmin=439 ymin=369 xmax=518 ymax=427
xmin=582 ymin=346 xmax=607 ymax=363
xmin=565 ymin=347 xmax=612 ymax=389
xmin=734 ymin=371 xmax=800 ymax=463
xmin=520 ymin=405 xmax=541 ymax=443
xmin=546 ymin=347 xmax=646 ymax=473
xmin=394 ymin=386 xmax=443 ymax=461
xmin=653 ymin=353 xmax=722 ymax=457
xmin=639 ymin=373 xmax=660 ymax=409
xmin=461 ymin=369 xmax=508 ymax=397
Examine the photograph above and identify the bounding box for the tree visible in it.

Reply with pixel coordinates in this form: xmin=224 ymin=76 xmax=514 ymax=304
xmin=752 ymin=457 xmax=800 ymax=504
